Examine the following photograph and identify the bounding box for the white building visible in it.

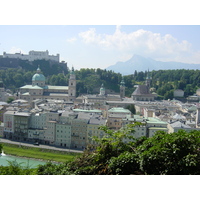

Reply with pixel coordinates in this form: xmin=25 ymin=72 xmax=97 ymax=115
xmin=55 ymin=122 xmax=71 ymax=148
xmin=3 ymin=110 xmax=15 ymax=138
xmin=174 ymin=89 xmax=184 ymax=97
xmin=3 ymin=50 xmax=59 ymax=62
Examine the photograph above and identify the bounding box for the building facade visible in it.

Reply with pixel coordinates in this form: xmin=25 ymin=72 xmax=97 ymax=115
xmin=3 ymin=50 xmax=59 ymax=62
xmin=20 ymin=67 xmax=76 ymax=102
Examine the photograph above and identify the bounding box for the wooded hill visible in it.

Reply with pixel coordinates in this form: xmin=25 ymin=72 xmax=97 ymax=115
xmin=0 ymin=58 xmax=200 ymax=99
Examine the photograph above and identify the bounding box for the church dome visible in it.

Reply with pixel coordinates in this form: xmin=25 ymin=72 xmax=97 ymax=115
xmin=32 ymin=67 xmax=45 ymax=82
xmin=32 ymin=73 xmax=45 ymax=81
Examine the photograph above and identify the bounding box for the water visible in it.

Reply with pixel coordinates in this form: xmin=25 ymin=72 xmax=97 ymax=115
xmin=0 ymin=154 xmax=47 ymax=168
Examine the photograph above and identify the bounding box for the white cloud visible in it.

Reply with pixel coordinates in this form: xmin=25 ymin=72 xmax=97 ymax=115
xmin=66 ymin=37 xmax=77 ymax=43
xmin=9 ymin=47 xmax=26 ymax=54
xmin=78 ymin=26 xmax=195 ymax=63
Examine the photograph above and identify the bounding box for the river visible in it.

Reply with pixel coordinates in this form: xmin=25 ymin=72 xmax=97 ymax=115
xmin=0 ymin=154 xmax=47 ymax=168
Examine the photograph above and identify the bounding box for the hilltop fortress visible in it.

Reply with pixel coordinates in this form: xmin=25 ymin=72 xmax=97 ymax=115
xmin=2 ymin=50 xmax=59 ymax=62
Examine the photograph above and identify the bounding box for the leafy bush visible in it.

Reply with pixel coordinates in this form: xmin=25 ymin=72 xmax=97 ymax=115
xmin=136 ymin=130 xmax=200 ymax=175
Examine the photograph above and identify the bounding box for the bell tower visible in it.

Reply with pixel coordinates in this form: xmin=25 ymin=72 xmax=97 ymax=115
xmin=68 ymin=67 xmax=76 ymax=101
xmin=99 ymin=83 xmax=105 ymax=96
xmin=120 ymin=77 xmax=125 ymax=99
xmin=145 ymin=69 xmax=151 ymax=92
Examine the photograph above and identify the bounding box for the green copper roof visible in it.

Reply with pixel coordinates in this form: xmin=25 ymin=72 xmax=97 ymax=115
xmin=44 ymin=85 xmax=68 ymax=90
xmin=70 ymin=67 xmax=75 ymax=75
xmin=73 ymin=109 xmax=102 ymax=113
xmin=120 ymin=77 xmax=125 ymax=86
xmin=108 ymin=107 xmax=131 ymax=113
xmin=32 ymin=73 xmax=45 ymax=81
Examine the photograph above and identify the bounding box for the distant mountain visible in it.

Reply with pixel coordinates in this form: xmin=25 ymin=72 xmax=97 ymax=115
xmin=106 ymin=55 xmax=200 ymax=75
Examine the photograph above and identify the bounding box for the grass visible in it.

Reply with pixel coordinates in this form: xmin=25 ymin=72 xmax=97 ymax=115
xmin=1 ymin=143 xmax=79 ymax=163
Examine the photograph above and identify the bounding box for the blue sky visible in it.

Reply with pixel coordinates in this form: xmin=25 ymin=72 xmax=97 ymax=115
xmin=1 ymin=25 xmax=200 ymax=70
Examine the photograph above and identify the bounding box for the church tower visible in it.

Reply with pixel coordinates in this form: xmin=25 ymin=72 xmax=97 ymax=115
xmin=145 ymin=69 xmax=151 ymax=92
xmin=99 ymin=83 xmax=105 ymax=96
xmin=68 ymin=67 xmax=76 ymax=101
xmin=120 ymin=77 xmax=125 ymax=99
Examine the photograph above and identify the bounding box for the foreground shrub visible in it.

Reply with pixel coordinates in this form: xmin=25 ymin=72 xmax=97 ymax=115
xmin=136 ymin=130 xmax=200 ymax=175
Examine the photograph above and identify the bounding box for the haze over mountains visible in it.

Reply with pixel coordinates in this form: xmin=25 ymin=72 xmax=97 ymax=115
xmin=106 ymin=55 xmax=200 ymax=75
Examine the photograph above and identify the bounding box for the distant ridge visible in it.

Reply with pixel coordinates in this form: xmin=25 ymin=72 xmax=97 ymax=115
xmin=106 ymin=55 xmax=200 ymax=75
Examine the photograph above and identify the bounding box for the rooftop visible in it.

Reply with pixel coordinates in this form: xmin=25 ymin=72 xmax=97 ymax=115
xmin=73 ymin=109 xmax=102 ymax=113
xmin=108 ymin=107 xmax=131 ymax=114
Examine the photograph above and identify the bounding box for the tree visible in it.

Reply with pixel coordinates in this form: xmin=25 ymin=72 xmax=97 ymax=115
xmin=126 ymin=104 xmax=136 ymax=114
xmin=7 ymin=97 xmax=14 ymax=103
xmin=164 ymin=89 xmax=174 ymax=100
xmin=137 ymin=130 xmax=200 ymax=175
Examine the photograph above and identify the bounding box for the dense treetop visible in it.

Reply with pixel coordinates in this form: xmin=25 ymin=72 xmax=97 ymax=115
xmin=0 ymin=58 xmax=200 ymax=99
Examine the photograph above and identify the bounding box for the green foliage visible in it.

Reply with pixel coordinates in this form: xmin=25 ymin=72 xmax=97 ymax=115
xmin=37 ymin=162 xmax=71 ymax=175
xmin=126 ymin=104 xmax=136 ymax=114
xmin=75 ymin=68 xmax=123 ymax=95
xmin=65 ymin=128 xmax=200 ymax=175
xmin=151 ymin=69 xmax=200 ymax=98
xmin=1 ymin=60 xmax=200 ymax=98
xmin=108 ymin=152 xmax=140 ymax=175
xmin=0 ymin=59 xmax=68 ymax=91
xmin=7 ymin=97 xmax=14 ymax=103
xmin=0 ymin=160 xmax=36 ymax=175
xmin=164 ymin=89 xmax=174 ymax=100
xmin=136 ymin=130 xmax=200 ymax=175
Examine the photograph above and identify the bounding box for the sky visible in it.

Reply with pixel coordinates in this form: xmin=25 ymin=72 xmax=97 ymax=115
xmin=1 ymin=25 xmax=200 ymax=70
xmin=0 ymin=1 xmax=200 ymax=72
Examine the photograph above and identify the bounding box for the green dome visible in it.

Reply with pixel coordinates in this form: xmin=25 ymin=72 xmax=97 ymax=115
xmin=32 ymin=73 xmax=45 ymax=81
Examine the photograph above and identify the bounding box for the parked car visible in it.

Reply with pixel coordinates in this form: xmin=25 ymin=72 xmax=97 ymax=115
xmin=33 ymin=142 xmax=40 ymax=146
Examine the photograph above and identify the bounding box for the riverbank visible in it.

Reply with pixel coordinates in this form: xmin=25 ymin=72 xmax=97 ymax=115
xmin=1 ymin=143 xmax=79 ymax=163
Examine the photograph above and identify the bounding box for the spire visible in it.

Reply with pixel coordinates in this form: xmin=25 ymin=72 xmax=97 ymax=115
xmin=146 ymin=69 xmax=151 ymax=80
xmin=70 ymin=66 xmax=75 ymax=75
xmin=99 ymin=83 xmax=105 ymax=96
xmin=120 ymin=76 xmax=125 ymax=86
xmin=37 ymin=65 xmax=41 ymax=74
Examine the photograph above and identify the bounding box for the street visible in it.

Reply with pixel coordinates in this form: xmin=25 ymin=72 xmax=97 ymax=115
xmin=0 ymin=138 xmax=83 ymax=154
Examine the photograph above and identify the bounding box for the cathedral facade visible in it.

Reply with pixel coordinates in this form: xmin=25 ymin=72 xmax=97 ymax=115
xmin=131 ymin=70 xmax=157 ymax=101
xmin=19 ymin=67 xmax=76 ymax=102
